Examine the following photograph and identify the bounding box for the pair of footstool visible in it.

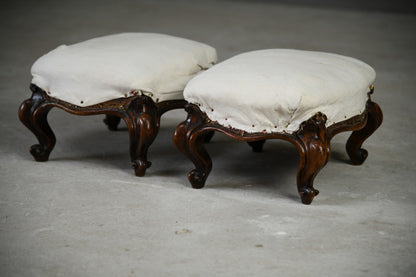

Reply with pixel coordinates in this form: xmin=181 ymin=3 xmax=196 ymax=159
xmin=19 ymin=33 xmax=382 ymax=204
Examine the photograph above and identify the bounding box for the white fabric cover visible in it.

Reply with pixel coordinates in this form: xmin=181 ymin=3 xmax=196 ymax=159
xmin=184 ymin=49 xmax=376 ymax=134
xmin=31 ymin=33 xmax=217 ymax=106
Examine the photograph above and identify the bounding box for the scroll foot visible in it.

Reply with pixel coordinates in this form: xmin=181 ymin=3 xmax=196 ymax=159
xmin=132 ymin=160 xmax=152 ymax=177
xmin=173 ymin=104 xmax=213 ymax=189
xmin=346 ymin=100 xmax=383 ymax=165
xmin=123 ymin=96 xmax=160 ymax=177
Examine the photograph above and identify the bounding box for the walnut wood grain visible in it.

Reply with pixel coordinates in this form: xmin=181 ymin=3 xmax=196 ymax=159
xmin=18 ymin=85 xmax=56 ymax=162
xmin=173 ymin=104 xmax=213 ymax=188
xmin=19 ymin=84 xmax=186 ymax=176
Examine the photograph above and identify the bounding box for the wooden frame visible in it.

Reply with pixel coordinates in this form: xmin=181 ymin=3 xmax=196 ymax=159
xmin=19 ymin=84 xmax=186 ymax=176
xmin=173 ymin=88 xmax=383 ymax=204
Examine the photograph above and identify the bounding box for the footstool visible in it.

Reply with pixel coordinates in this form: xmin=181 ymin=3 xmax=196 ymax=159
xmin=173 ymin=49 xmax=383 ymax=204
xmin=19 ymin=33 xmax=217 ymax=176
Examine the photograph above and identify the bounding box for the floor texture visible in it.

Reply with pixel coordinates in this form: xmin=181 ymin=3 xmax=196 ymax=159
xmin=1 ymin=0 xmax=415 ymax=276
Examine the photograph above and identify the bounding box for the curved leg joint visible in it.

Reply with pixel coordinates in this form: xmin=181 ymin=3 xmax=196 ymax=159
xmin=132 ymin=159 xmax=152 ymax=177
xmin=173 ymin=104 xmax=213 ymax=189
xmin=346 ymin=100 xmax=383 ymax=165
xmin=295 ymin=112 xmax=330 ymax=204
xmin=18 ymin=85 xmax=56 ymax=161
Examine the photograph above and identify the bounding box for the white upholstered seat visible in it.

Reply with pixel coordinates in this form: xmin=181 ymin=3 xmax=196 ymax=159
xmin=31 ymin=33 xmax=217 ymax=107
xmin=184 ymin=49 xmax=376 ymax=133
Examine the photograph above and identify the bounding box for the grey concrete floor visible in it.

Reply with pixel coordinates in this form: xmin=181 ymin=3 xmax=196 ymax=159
xmin=1 ymin=0 xmax=415 ymax=276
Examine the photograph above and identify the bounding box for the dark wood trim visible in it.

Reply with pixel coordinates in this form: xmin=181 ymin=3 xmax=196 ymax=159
xmin=19 ymin=84 xmax=186 ymax=176
xmin=173 ymin=104 xmax=213 ymax=189
xmin=173 ymin=92 xmax=382 ymax=204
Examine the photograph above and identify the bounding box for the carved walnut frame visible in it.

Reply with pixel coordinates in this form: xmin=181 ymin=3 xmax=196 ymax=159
xmin=19 ymin=84 xmax=186 ymax=176
xmin=173 ymin=87 xmax=383 ymax=204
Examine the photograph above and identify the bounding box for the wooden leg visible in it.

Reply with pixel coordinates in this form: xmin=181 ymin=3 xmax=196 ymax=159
xmin=19 ymin=85 xmax=188 ymax=177
xmin=247 ymin=140 xmax=266 ymax=152
xmin=295 ymin=112 xmax=330 ymax=204
xmin=173 ymin=104 xmax=212 ymax=188
xmin=103 ymin=114 xmax=121 ymax=131
xmin=346 ymin=100 xmax=383 ymax=165
xmin=18 ymin=85 xmax=56 ymax=162
xmin=123 ymin=97 xmax=160 ymax=177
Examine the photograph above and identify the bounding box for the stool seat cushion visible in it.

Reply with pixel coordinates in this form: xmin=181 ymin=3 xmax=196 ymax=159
xmin=184 ymin=49 xmax=376 ymax=133
xmin=31 ymin=33 xmax=217 ymax=107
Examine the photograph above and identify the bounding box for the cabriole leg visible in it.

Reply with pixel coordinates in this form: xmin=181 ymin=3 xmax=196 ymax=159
xmin=173 ymin=104 xmax=212 ymax=189
xmin=18 ymin=85 xmax=56 ymax=161
xmin=295 ymin=112 xmax=330 ymax=204
xmin=346 ymin=100 xmax=383 ymax=165
xmin=124 ymin=97 xmax=160 ymax=177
